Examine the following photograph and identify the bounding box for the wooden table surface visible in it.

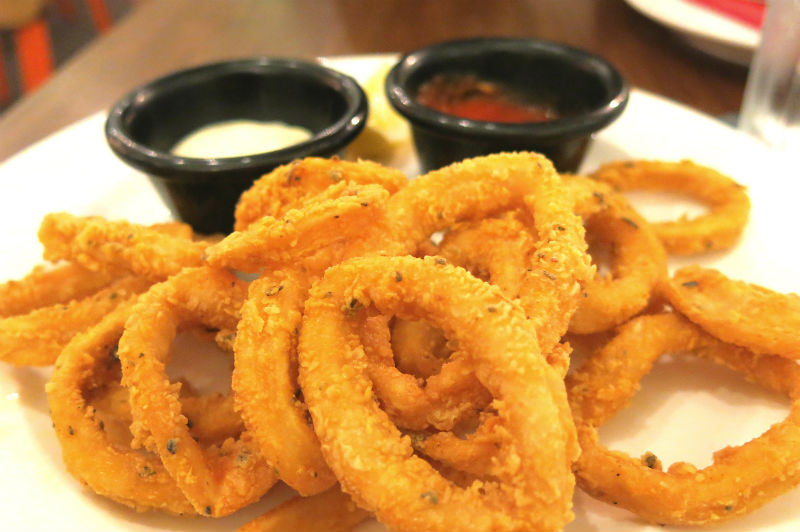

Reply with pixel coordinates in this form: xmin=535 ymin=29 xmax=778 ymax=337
xmin=0 ymin=0 xmax=749 ymax=164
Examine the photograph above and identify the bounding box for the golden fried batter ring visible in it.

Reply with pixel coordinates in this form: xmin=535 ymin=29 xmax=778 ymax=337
xmin=567 ymin=311 xmax=800 ymax=526
xmin=0 ymin=262 xmax=116 ymax=318
xmin=564 ymin=174 xmax=667 ymax=334
xmin=436 ymin=215 xmax=535 ymax=300
xmin=387 ymin=216 xmax=534 ymax=391
xmin=590 ymin=160 xmax=750 ymax=255
xmin=38 ymin=213 xmax=206 ymax=279
xmin=237 ymin=485 xmax=370 ymax=532
xmin=390 ymin=318 xmax=450 ymax=379
xmin=85 ymin=381 xmax=244 ymax=449
xmin=388 ymin=152 xmax=594 ymax=353
xmin=233 ymin=269 xmax=337 ymax=496
xmin=207 ymin=183 xmax=402 ymax=275
xmin=371 ymin=154 xmax=592 ymax=435
xmin=234 ymin=156 xmax=408 ymax=231
xmin=299 ymin=255 xmax=577 ymax=532
xmin=432 ymin=213 xmax=575 ymax=373
xmin=118 ymin=266 xmax=276 ymax=517
xmin=359 ymin=311 xmax=492 ymax=432
xmin=661 ymin=265 xmax=800 ymax=358
xmin=0 ymin=274 xmax=151 ymax=366
xmin=46 ymin=300 xmax=197 ymax=515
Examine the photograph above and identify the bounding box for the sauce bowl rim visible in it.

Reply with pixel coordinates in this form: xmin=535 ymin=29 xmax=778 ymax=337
xmin=104 ymin=57 xmax=368 ymax=182
xmin=385 ymin=36 xmax=630 ymax=140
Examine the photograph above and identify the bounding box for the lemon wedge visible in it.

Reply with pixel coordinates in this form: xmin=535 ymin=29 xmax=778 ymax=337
xmin=346 ymin=63 xmax=412 ymax=164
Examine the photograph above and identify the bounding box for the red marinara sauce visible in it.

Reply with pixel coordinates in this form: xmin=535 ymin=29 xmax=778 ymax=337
xmin=416 ymin=74 xmax=558 ymax=123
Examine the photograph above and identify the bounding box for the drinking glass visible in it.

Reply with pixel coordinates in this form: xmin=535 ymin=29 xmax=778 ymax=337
xmin=739 ymin=0 xmax=800 ymax=152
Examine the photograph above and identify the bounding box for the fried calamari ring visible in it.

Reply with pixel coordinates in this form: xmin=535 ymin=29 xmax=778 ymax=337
xmin=0 ymin=262 xmax=116 ymax=318
xmin=661 ymin=265 xmax=800 ymax=358
xmin=370 ymin=160 xmax=592 ymax=430
xmin=88 ymin=381 xmax=245 ymax=448
xmin=237 ymin=485 xmax=370 ymax=532
xmin=38 ymin=213 xmax=206 ymax=279
xmin=430 ymin=213 xmax=573 ymax=373
xmin=564 ymin=175 xmax=667 ymax=333
xmin=590 ymin=160 xmax=751 ymax=255
xmin=0 ymin=216 xmax=208 ymax=367
xmin=46 ymin=300 xmax=197 ymax=515
xmin=180 ymin=393 xmax=245 ymax=446
xmin=387 ymin=216 xmax=533 ymax=387
xmin=390 ymin=318 xmax=449 ymax=379
xmin=409 ymin=412 xmax=505 ymax=478
xmin=567 ymin=312 xmax=800 ymax=525
xmin=388 ymin=152 xmax=594 ymax=353
xmin=435 ymin=215 xmax=535 ymax=298
xmin=233 ymin=270 xmax=337 ymax=496
xmin=207 ymin=183 xmax=400 ymax=275
xmin=119 ymin=266 xmax=275 ymax=517
xmin=234 ymin=156 xmax=408 ymax=231
xmin=146 ymin=220 xmax=197 ymax=240
xmin=298 ymin=255 xmax=577 ymax=532
xmin=367 ymin=312 xmax=570 ymax=437
xmin=0 ymin=275 xmax=151 ymax=366
xmin=374 ymin=156 xmax=589 ymax=433
xmin=358 ymin=311 xmax=492 ymax=432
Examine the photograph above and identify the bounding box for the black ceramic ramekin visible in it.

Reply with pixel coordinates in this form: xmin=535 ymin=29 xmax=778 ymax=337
xmin=385 ymin=37 xmax=629 ymax=173
xmin=105 ymin=57 xmax=367 ymax=234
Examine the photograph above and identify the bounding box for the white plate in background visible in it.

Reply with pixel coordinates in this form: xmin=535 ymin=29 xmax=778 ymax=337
xmin=624 ymin=0 xmax=761 ymax=65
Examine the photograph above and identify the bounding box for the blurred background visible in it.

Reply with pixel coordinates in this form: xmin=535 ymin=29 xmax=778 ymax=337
xmin=0 ymin=0 xmax=136 ymax=112
xmin=0 ymin=0 xmax=759 ymax=162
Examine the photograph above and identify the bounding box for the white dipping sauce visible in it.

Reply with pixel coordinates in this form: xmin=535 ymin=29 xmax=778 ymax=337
xmin=171 ymin=119 xmax=313 ymax=158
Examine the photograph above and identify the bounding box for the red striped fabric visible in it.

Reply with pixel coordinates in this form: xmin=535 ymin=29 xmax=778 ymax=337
xmin=0 ymin=40 xmax=10 ymax=106
xmin=684 ymin=0 xmax=765 ymax=29
xmin=86 ymin=0 xmax=113 ymax=32
xmin=0 ymin=0 xmax=132 ymax=111
xmin=14 ymin=19 xmax=54 ymax=93
xmin=54 ymin=0 xmax=79 ymax=22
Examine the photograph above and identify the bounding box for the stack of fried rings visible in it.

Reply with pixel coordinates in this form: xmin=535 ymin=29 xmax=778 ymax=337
xmin=7 ymin=152 xmax=800 ymax=531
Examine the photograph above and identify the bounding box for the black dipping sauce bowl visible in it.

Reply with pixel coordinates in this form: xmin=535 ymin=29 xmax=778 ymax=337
xmin=385 ymin=37 xmax=629 ymax=173
xmin=105 ymin=58 xmax=367 ymax=234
